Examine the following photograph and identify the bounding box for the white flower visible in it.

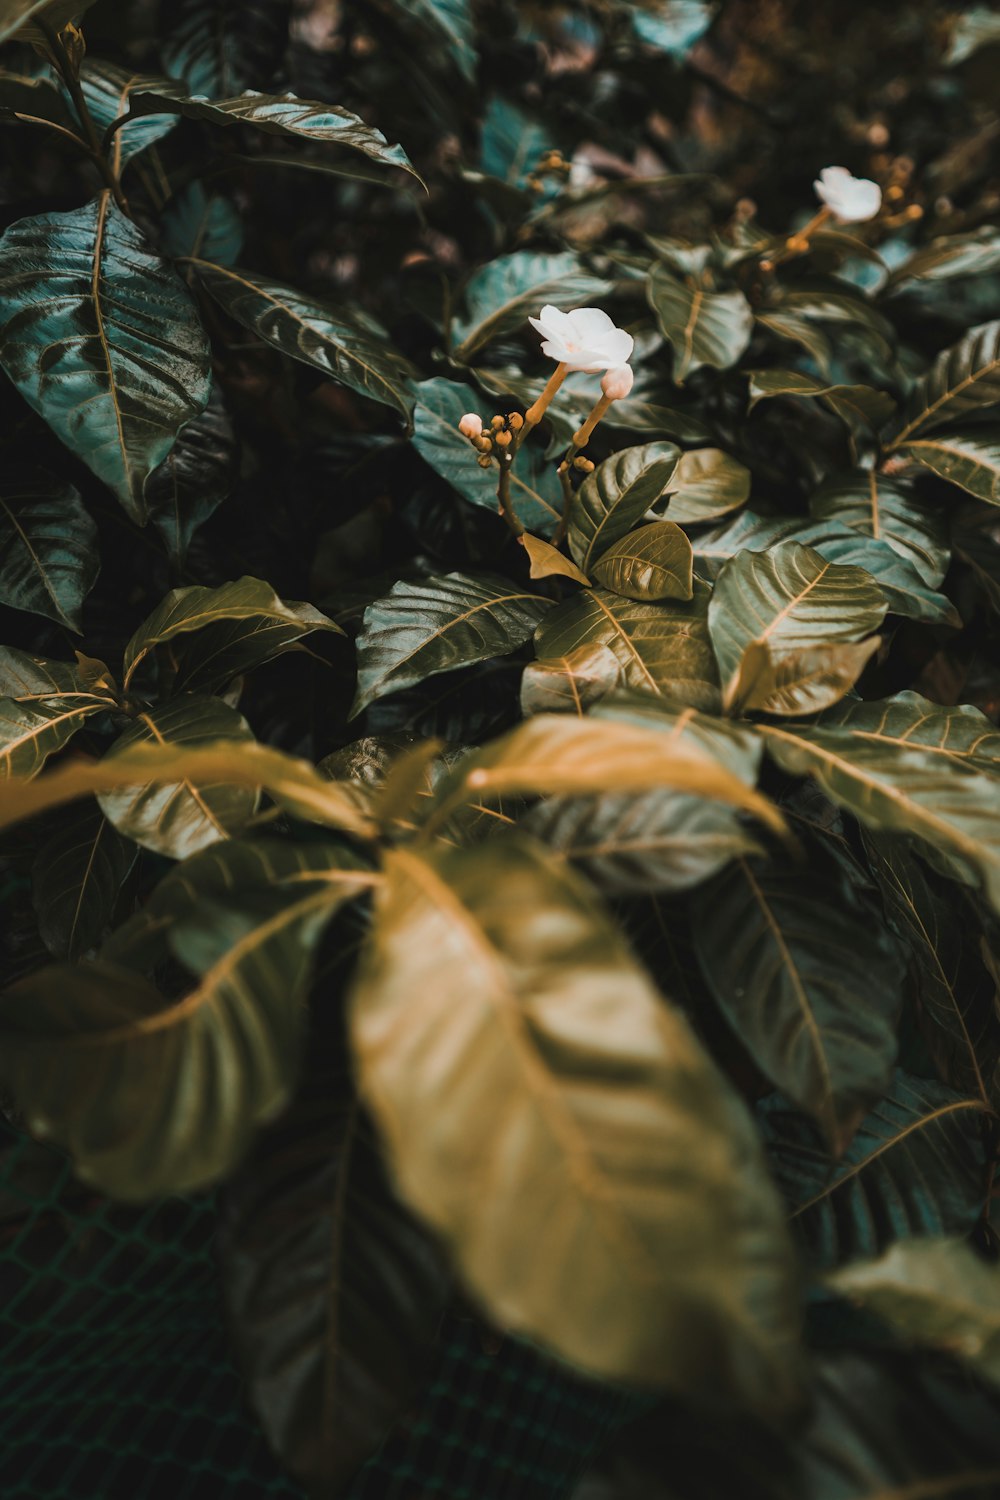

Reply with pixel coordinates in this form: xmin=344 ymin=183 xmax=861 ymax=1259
xmin=813 ymin=166 xmax=882 ymax=223
xmin=601 ymin=365 xmax=634 ymax=400
xmin=528 ymin=305 xmax=634 ymax=373
xmin=458 ymin=412 xmax=483 ymax=438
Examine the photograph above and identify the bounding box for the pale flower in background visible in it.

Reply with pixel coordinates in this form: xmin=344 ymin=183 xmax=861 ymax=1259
xmin=458 ymin=413 xmax=483 ymax=438
xmin=813 ymin=166 xmax=882 ymax=223
xmin=601 ymin=365 xmax=634 ymax=400
xmin=529 ymin=305 xmax=634 ymax=372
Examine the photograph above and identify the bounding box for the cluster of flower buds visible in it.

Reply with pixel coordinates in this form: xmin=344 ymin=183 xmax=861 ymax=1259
xmin=526 ymin=149 xmax=571 ymax=193
xmin=458 ymin=410 xmax=524 ymax=466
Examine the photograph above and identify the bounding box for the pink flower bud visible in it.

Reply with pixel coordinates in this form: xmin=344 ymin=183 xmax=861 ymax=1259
xmin=458 ymin=413 xmax=483 ymax=438
xmin=601 ymin=365 xmax=634 ymax=401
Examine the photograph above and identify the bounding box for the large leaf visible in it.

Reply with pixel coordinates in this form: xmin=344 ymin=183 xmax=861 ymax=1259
xmin=809 ymin=469 xmax=949 ymax=587
xmin=661 ymin=447 xmax=750 ymax=525
xmin=801 ymin=526 xmax=959 ymax=627
xmin=143 ymin=385 xmax=238 ymax=565
xmin=899 ymin=428 xmax=1000 ymax=505
xmin=452 ymin=251 xmax=612 ymax=362
xmin=192 ymin=260 xmax=416 ymax=420
xmin=96 ymin=696 xmax=260 ymax=858
xmin=0 ymin=862 xmax=355 ymax=1200
xmin=0 ymin=0 xmax=96 ymax=44
xmin=123 ymin=88 xmax=423 ymax=186
xmin=647 ymin=264 xmax=753 ymax=380
xmin=0 ymin=645 xmax=115 ymax=702
xmin=161 ymin=0 xmax=289 ymax=96
xmin=122 ymin=576 xmax=341 ymax=691
xmin=411 ymin=377 xmax=562 ymax=534
xmin=218 ymin=1053 xmax=450 ymax=1496
xmin=351 ymin=572 xmax=552 ymax=718
xmin=535 ymin=580 xmax=720 ymax=711
xmin=708 ymin=540 xmax=887 ymax=707
xmin=591 ymin=521 xmax=693 ymax=601
xmin=31 ymin=803 xmax=137 ymax=960
xmin=693 ymin=858 xmax=905 ymax=1152
xmin=0 ymin=196 xmax=212 ymax=522
xmin=520 ymin=643 xmax=623 ymax=716
xmin=0 ymin=695 xmax=110 ymax=779
xmin=349 ymin=837 xmax=801 ymax=1404
xmin=725 ymin=636 xmax=881 ymax=718
xmin=0 ymin=466 xmax=98 ymax=631
xmin=760 ymin=1071 xmax=989 ymax=1266
xmin=77 ymin=62 xmax=178 ymax=169
xmin=567 ymin=441 xmax=679 ymax=571
xmin=829 ymin=1239 xmax=1000 ymax=1387
xmin=887 ymin=321 xmax=1000 ymax=447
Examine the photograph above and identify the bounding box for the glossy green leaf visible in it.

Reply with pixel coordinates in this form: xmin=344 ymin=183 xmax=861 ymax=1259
xmin=0 ymin=695 xmax=110 ymax=780
xmin=899 ymin=428 xmax=1000 ymax=505
xmin=647 ymin=264 xmax=753 ymax=380
xmin=809 ymin=469 xmax=949 ymax=587
xmin=536 ymin=580 xmax=721 ymax=711
xmin=144 ymin=385 xmax=238 ymax=566
xmin=0 ymin=645 xmax=116 ymax=702
xmin=591 ymin=521 xmax=693 ymax=601
xmin=520 ymin=643 xmax=623 ymax=716
xmin=96 ymin=696 xmax=260 ymax=858
xmin=411 ymin=378 xmax=562 ymax=534
xmin=693 ymin=857 xmax=905 ymax=1152
xmin=790 ymin=524 xmax=960 ymax=627
xmin=727 ymin=636 xmax=881 ymax=718
xmin=77 ymin=62 xmax=178 ymax=170
xmin=661 ymin=447 xmax=750 ymax=525
xmin=887 ymin=320 xmax=1000 ymax=447
xmin=708 ymin=540 xmax=887 ymax=707
xmin=350 ymin=837 xmax=801 ymax=1404
xmin=123 ymin=88 xmax=424 ymax=186
xmin=0 ymin=195 xmax=212 ymax=522
xmin=351 ymin=572 xmax=553 ymax=718
xmin=452 ymin=252 xmax=612 ymax=362
xmin=760 ymin=1071 xmax=989 ymax=1266
xmin=218 ymin=1053 xmax=451 ymax=1497
xmin=122 ymin=576 xmax=341 ymax=691
xmin=0 ymin=0 xmax=96 ymax=45
xmin=191 ymin=260 xmax=416 ymax=420
xmin=31 ymin=803 xmax=137 ymax=959
xmin=0 ymin=466 xmax=98 ymax=631
xmin=161 ymin=181 xmax=243 ymax=266
xmin=568 ymin=441 xmax=679 ymax=571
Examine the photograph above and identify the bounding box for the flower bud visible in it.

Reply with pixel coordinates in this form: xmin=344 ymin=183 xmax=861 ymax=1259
xmin=573 ymin=455 xmax=595 ymax=472
xmin=495 ymin=429 xmax=512 ymax=447
xmin=507 ymin=412 xmax=524 ymax=431
xmin=601 ymin=365 xmax=634 ymax=401
xmin=477 ymin=454 xmax=494 ymax=468
xmin=458 ymin=413 xmax=483 ymax=439
xmin=473 ymin=433 xmax=493 ymax=452
xmin=491 ymin=415 xmax=505 ymax=430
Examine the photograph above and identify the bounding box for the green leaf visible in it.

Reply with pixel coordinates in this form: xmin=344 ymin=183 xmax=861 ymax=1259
xmin=191 ymin=260 xmax=416 ymax=421
xmin=351 ymin=572 xmax=553 ymax=718
xmin=349 ymin=837 xmax=801 ymax=1404
xmin=479 ymin=95 xmax=550 ymax=188
xmin=0 ymin=645 xmax=115 ymax=702
xmin=693 ymin=857 xmax=905 ymax=1153
xmin=829 ymin=1239 xmax=1000 ymax=1386
xmin=0 ymin=695 xmax=110 ymax=779
xmin=647 ymin=265 xmax=753 ymax=380
xmin=774 ymin=288 xmax=895 ymax=364
xmin=520 ymin=643 xmax=623 ymax=716
xmin=0 ymin=195 xmax=212 ymax=522
xmin=568 ymin=441 xmax=680 ymax=571
xmin=144 ymin=385 xmax=238 ymax=566
xmin=661 ymin=447 xmax=750 ymax=525
xmin=886 ymin=229 xmax=1000 ymax=288
xmin=755 ymin=308 xmax=834 ymax=377
xmin=899 ymin=428 xmax=1000 ymax=505
xmin=810 ymin=469 xmax=950 ymax=587
xmin=411 ymin=378 xmax=562 ymax=534
xmin=161 ymin=0 xmax=289 ymax=96
xmin=727 ymin=636 xmax=881 ymax=718
xmin=123 ymin=88 xmax=424 ymax=187
xmin=593 ymin=691 xmax=764 ymax=779
xmin=791 ymin=524 xmax=960 ymax=628
xmin=955 ymin=502 xmax=1000 ymax=610
xmin=591 ymin=521 xmax=693 ymax=601
xmin=0 ymin=466 xmax=98 ymax=631
xmin=944 ymin=6 xmax=1000 ymax=65
xmin=746 ymin=369 xmax=896 ymax=444
xmin=887 ymin=321 xmax=1000 ymax=447
xmin=801 ymin=690 xmax=1000 ymax=772
xmin=122 ymin=576 xmax=341 ymax=691
xmin=31 ymin=804 xmax=137 ymax=960
xmin=0 ymin=0 xmax=97 ymax=45
xmin=161 ymin=181 xmax=243 ymax=266
xmin=518 ymin=533 xmax=591 ymax=585
xmin=218 ymin=1054 xmax=451 ymax=1497
xmin=96 ymin=696 xmax=260 ymax=858
xmin=760 ymin=1071 xmax=989 ymax=1266
xmin=708 ymin=540 xmax=887 ymax=708
xmin=627 ymin=1 xmax=717 ymax=57
xmin=535 ymin=580 xmax=721 ymax=711
xmin=77 ymin=62 xmax=178 ymax=170
xmin=394 ymin=0 xmax=476 ymax=80
xmin=452 ymin=252 xmax=612 ymax=362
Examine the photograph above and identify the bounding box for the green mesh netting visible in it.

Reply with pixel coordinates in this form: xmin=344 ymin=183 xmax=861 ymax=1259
xmin=0 ymin=1124 xmax=641 ymax=1498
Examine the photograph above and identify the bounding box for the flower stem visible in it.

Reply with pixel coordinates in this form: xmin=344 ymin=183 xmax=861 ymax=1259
xmin=496 ymin=453 xmax=524 ymax=537
xmin=39 ymin=17 xmax=131 ymax=215
xmin=520 ymin=362 xmax=568 ymax=439
xmin=572 ymin=392 xmax=613 ymax=450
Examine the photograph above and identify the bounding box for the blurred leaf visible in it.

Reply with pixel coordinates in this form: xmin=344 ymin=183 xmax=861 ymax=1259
xmin=161 ymin=181 xmax=243 ymax=266
xmin=810 ymin=470 xmax=949 ymax=587
xmin=0 ymin=466 xmax=98 ymax=631
xmin=886 ymin=230 xmax=1000 ymax=288
xmin=0 ymin=0 xmax=96 ymax=45
xmin=747 ymin=369 xmax=895 ymax=445
xmin=193 ymin=261 xmax=417 ymax=420
xmin=0 ymin=196 xmax=212 ymax=522
xmin=899 ymin=429 xmax=1000 ymax=506
xmin=591 ymin=521 xmax=693 ymax=601
xmin=144 ymin=385 xmax=238 ymax=566
xmin=727 ymin=636 xmax=881 ymax=718
xmin=943 ymin=7 xmax=1000 ymax=66
xmin=760 ymin=1071 xmax=989 ymax=1266
xmin=661 ymin=447 xmax=750 ymax=525
xmin=568 ymin=441 xmax=679 ymax=571
xmin=888 ymin=321 xmax=1000 ymax=446
xmin=31 ymin=803 xmax=137 ymax=959
xmin=694 ymin=858 xmax=905 ymax=1152
xmin=453 ymin=252 xmax=611 ymax=362
xmin=536 ymin=580 xmax=721 ymax=711
xmin=350 ymin=836 xmax=801 ymax=1404
xmin=520 ymin=643 xmax=623 ymax=716
xmin=394 ymin=0 xmax=476 ymax=81
xmin=755 ymin=309 xmax=834 ymax=377
xmin=479 ymin=95 xmax=550 ymax=188
xmin=161 ymin=0 xmax=290 ymax=96
xmin=627 ymin=0 xmax=716 ymax=57
xmin=351 ymin=572 xmax=553 ymax=717
xmin=647 ymin=265 xmax=752 ymax=380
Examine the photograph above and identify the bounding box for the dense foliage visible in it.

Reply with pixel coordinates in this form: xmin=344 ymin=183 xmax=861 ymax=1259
xmin=2 ymin=1 xmax=1000 ymax=1495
